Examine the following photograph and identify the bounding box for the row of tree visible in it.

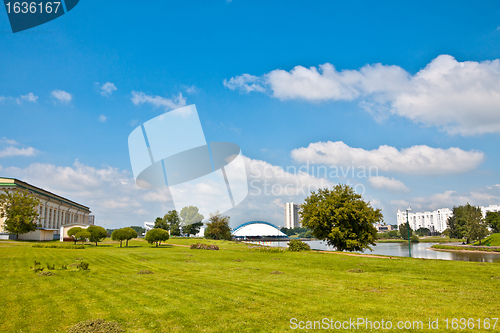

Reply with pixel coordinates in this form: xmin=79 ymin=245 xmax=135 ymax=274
xmin=154 ymin=206 xmax=204 ymax=236
xmin=446 ymin=204 xmax=499 ymax=244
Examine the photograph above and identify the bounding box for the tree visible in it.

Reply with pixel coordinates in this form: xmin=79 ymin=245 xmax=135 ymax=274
xmin=415 ymin=227 xmax=431 ymax=237
xmin=164 ymin=210 xmax=181 ymax=236
xmin=129 ymin=225 xmax=145 ymax=236
xmin=75 ymin=230 xmax=90 ymax=244
xmin=86 ymin=225 xmax=107 ymax=246
xmin=154 ymin=216 xmax=169 ymax=231
xmin=398 ymin=223 xmax=413 ymax=239
xmin=180 ymin=206 xmax=204 ymax=236
xmin=111 ymin=229 xmax=127 ymax=247
xmin=0 ymin=189 xmax=40 ymax=239
xmin=300 ymin=185 xmax=382 ymax=252
xmin=144 ymin=228 xmax=169 ymax=247
xmin=447 ymin=204 xmax=488 ymax=244
xmin=204 ymin=211 xmax=232 ymax=240
xmin=485 ymin=211 xmax=500 ymax=234
xmin=122 ymin=227 xmax=137 ymax=247
xmin=67 ymin=227 xmax=84 ymax=244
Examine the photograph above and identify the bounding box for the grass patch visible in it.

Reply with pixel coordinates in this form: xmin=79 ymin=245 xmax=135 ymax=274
xmin=474 ymin=233 xmax=500 ymax=246
xmin=0 ymin=238 xmax=498 ymax=332
xmin=432 ymin=244 xmax=500 ymax=253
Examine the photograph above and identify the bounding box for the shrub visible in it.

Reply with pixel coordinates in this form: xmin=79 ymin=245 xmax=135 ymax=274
xmin=410 ymin=235 xmax=420 ymax=243
xmin=46 ymin=263 xmax=55 ymax=270
xmin=67 ymin=319 xmax=124 ymax=333
xmin=61 ymin=264 xmax=67 ymax=270
xmin=76 ymin=262 xmax=90 ymax=270
xmin=38 ymin=271 xmax=54 ymax=276
xmin=137 ymin=269 xmax=154 ymax=275
xmin=287 ymin=239 xmax=311 ymax=252
xmin=190 ymin=243 xmax=219 ymax=250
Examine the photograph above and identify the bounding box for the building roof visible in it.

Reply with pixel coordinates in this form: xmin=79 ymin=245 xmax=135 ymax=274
xmin=0 ymin=177 xmax=90 ymax=211
xmin=232 ymin=221 xmax=287 ymax=237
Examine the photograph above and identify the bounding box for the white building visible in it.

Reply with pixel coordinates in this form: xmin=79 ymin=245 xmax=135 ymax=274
xmin=397 ymin=205 xmax=500 ymax=233
xmin=0 ymin=177 xmax=92 ymax=241
xmin=232 ymin=221 xmax=287 ymax=239
xmin=285 ymin=202 xmax=301 ymax=229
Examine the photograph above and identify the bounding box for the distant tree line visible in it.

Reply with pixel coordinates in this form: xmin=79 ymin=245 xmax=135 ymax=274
xmin=280 ymin=227 xmax=313 ymax=238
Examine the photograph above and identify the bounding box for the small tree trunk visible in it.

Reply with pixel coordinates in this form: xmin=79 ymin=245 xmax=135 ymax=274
xmin=126 ymin=239 xmax=129 ymax=247
xmin=155 ymin=241 xmax=158 ymax=247
xmin=120 ymin=240 xmax=122 ymax=247
xmin=95 ymin=241 xmax=98 ymax=246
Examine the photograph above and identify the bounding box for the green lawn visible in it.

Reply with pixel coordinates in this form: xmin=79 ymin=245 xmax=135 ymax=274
xmin=474 ymin=233 xmax=500 ymax=246
xmin=0 ymin=238 xmax=499 ymax=332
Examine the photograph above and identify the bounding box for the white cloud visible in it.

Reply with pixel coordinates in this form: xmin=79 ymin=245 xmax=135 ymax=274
xmin=0 ymin=146 xmax=38 ymax=157
xmin=99 ymin=82 xmax=117 ymax=97
xmin=291 ymin=141 xmax=484 ymax=175
xmin=131 ymin=91 xmax=186 ymax=111
xmin=98 ymin=115 xmax=107 ymax=122
xmin=225 ymin=55 xmax=500 ymax=135
xmin=51 ymin=90 xmax=72 ymax=103
xmin=368 ymin=176 xmax=409 ymax=192
xmin=16 ymin=93 xmax=38 ymax=104
xmin=0 ymin=138 xmax=19 ymax=145
xmin=0 ymin=161 xmax=174 ymax=229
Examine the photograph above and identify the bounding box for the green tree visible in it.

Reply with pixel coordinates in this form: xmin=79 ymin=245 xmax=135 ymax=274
xmin=129 ymin=225 xmax=145 ymax=236
xmin=164 ymin=210 xmax=181 ymax=236
xmin=75 ymin=230 xmax=90 ymax=244
xmin=144 ymin=228 xmax=169 ymax=247
xmin=0 ymin=189 xmax=40 ymax=239
xmin=398 ymin=223 xmax=413 ymax=240
xmin=180 ymin=206 xmax=204 ymax=236
xmin=154 ymin=216 xmax=169 ymax=230
xmin=86 ymin=225 xmax=107 ymax=246
xmin=415 ymin=227 xmax=431 ymax=237
xmin=67 ymin=227 xmax=84 ymax=244
xmin=204 ymin=211 xmax=232 ymax=240
xmin=122 ymin=227 xmax=138 ymax=247
xmin=447 ymin=204 xmax=488 ymax=244
xmin=300 ymin=185 xmax=382 ymax=252
xmin=485 ymin=211 xmax=500 ymax=233
xmin=111 ymin=229 xmax=127 ymax=247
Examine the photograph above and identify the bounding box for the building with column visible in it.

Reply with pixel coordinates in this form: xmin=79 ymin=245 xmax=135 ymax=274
xmin=0 ymin=177 xmax=92 ymax=241
xmin=285 ymin=202 xmax=301 ymax=229
xmin=396 ymin=205 xmax=500 ymax=233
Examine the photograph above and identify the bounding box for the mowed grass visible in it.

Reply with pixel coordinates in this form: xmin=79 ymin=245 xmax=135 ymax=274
xmin=0 ymin=238 xmax=499 ymax=333
xmin=475 ymin=233 xmax=500 ymax=246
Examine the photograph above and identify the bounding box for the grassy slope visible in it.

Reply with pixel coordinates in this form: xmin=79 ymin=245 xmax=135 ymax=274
xmin=0 ymin=238 xmax=499 ymax=333
xmin=474 ymin=233 xmax=500 ymax=246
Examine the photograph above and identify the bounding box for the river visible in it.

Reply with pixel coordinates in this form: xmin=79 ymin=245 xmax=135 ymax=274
xmin=249 ymin=240 xmax=500 ymax=263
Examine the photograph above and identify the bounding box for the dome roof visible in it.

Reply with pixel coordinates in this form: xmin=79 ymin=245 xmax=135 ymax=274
xmin=232 ymin=221 xmax=287 ymax=237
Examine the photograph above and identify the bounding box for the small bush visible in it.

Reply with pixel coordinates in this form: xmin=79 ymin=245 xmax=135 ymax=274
xmin=67 ymin=319 xmax=124 ymax=333
xmin=61 ymin=264 xmax=67 ymax=270
xmin=76 ymin=262 xmax=90 ymax=270
xmin=137 ymin=270 xmax=154 ymax=275
xmin=287 ymin=239 xmax=311 ymax=252
xmin=190 ymin=243 xmax=219 ymax=250
xmin=410 ymin=235 xmax=420 ymax=243
xmin=249 ymin=246 xmax=286 ymax=253
xmin=46 ymin=263 xmax=55 ymax=270
xmin=38 ymin=271 xmax=54 ymax=276
xmin=347 ymin=268 xmax=365 ymax=273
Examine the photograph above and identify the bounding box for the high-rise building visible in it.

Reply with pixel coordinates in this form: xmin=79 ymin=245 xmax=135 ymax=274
xmin=285 ymin=202 xmax=301 ymax=229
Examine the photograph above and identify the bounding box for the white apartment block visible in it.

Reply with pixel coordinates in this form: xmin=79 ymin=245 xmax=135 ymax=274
xmin=397 ymin=205 xmax=500 ymax=233
xmin=285 ymin=202 xmax=301 ymax=229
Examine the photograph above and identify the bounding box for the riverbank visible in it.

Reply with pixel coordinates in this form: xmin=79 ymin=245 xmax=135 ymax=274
xmin=431 ymin=244 xmax=500 ymax=254
xmin=376 ymin=236 xmax=463 ymax=243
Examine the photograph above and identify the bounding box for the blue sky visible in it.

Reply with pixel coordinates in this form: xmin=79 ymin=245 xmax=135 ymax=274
xmin=1 ymin=0 xmax=500 ymax=229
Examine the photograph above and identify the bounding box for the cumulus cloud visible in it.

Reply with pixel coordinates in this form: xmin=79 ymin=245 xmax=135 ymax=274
xmin=368 ymin=176 xmax=409 ymax=192
xmin=291 ymin=141 xmax=484 ymax=175
xmin=16 ymin=93 xmax=38 ymax=104
xmin=99 ymin=82 xmax=117 ymax=97
xmin=131 ymin=91 xmax=186 ymax=111
xmin=51 ymin=89 xmax=72 ymax=103
xmin=225 ymin=55 xmax=500 ymax=135
xmin=98 ymin=114 xmax=107 ymax=123
xmin=0 ymin=138 xmax=39 ymax=157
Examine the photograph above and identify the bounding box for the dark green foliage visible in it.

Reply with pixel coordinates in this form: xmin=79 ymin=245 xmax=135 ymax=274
xmin=111 ymin=228 xmax=137 ymax=247
xmin=287 ymin=239 xmax=311 ymax=252
xmin=129 ymin=225 xmax=145 ymax=236
xmin=154 ymin=216 xmax=169 ymax=231
xmin=280 ymin=227 xmax=313 ymax=238
xmin=377 ymin=230 xmax=399 ymax=239
xmin=398 ymin=223 xmax=413 ymax=240
xmin=67 ymin=319 xmax=124 ymax=333
xmin=204 ymin=211 xmax=232 ymax=240
xmin=0 ymin=189 xmax=40 ymax=239
xmin=415 ymin=227 xmax=431 ymax=236
xmin=165 ymin=210 xmax=182 ymax=236
xmin=300 ymin=184 xmax=382 ymax=252
xmin=190 ymin=243 xmax=219 ymax=250
xmin=76 ymin=261 xmax=89 ymax=270
xmin=122 ymin=227 xmax=138 ymax=247
xmin=180 ymin=206 xmax=204 ymax=236
xmin=61 ymin=264 xmax=67 ymax=270
xmin=75 ymin=230 xmax=91 ymax=244
xmin=447 ymin=204 xmax=488 ymax=244
xmin=68 ymin=227 xmax=84 ymax=244
xmin=137 ymin=269 xmax=153 ymax=274
xmin=30 ymin=260 xmax=43 ymax=272
xmin=86 ymin=226 xmax=107 ymax=246
xmin=485 ymin=211 xmax=500 ymax=233
xmin=46 ymin=263 xmax=55 ymax=270
xmin=410 ymin=235 xmax=420 ymax=243
xmin=144 ymin=228 xmax=169 ymax=247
